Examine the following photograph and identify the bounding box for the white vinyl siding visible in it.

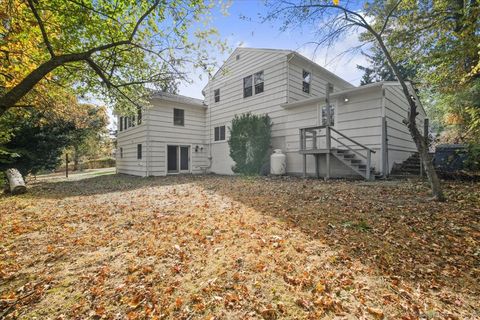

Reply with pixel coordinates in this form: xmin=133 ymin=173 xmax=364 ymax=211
xmin=205 ymin=49 xmax=290 ymax=174
xmin=146 ymin=99 xmax=207 ymax=176
xmin=384 ymin=84 xmax=425 ymax=170
xmin=204 ymin=48 xmax=358 ymax=175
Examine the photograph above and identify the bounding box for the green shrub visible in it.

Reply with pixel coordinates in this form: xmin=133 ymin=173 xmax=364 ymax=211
xmin=465 ymin=143 xmax=480 ymax=171
xmin=82 ymin=157 xmax=116 ymax=169
xmin=228 ymin=113 xmax=272 ymax=175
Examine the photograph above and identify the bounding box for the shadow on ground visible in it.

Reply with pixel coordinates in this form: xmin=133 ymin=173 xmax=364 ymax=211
xmin=10 ymin=173 xmax=480 ymax=305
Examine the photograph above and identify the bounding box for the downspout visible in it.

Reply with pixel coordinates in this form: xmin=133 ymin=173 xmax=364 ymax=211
xmin=286 ymin=53 xmax=295 ymax=103
xmin=207 ymin=74 xmax=213 ymax=170
xmin=381 ymin=87 xmax=388 ymax=178
xmin=146 ymin=107 xmax=150 ymax=177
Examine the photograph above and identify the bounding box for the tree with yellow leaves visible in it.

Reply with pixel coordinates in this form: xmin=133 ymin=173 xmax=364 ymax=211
xmin=0 ymin=0 xmax=222 ymax=117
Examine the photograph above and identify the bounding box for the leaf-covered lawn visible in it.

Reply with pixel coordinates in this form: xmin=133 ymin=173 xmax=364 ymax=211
xmin=1 ymin=173 xmax=479 ymax=319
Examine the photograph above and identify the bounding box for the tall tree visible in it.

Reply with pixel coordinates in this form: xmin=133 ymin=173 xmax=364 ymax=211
xmin=66 ymin=104 xmax=109 ymax=171
xmin=0 ymin=108 xmax=76 ymax=176
xmin=363 ymin=0 xmax=480 ymax=142
xmin=0 ymin=0 xmax=222 ymax=116
xmin=357 ymin=43 xmax=418 ymax=85
xmin=265 ymin=0 xmax=445 ymax=200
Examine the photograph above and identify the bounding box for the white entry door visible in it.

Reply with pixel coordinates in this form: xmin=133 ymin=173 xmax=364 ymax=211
xmin=167 ymin=145 xmax=190 ymax=173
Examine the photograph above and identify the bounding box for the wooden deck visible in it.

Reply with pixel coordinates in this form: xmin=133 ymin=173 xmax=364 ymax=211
xmin=299 ymin=125 xmax=375 ymax=180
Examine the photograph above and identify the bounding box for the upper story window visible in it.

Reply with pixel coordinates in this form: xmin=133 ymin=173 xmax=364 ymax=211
xmin=214 ymin=89 xmax=220 ymax=102
xmin=214 ymin=125 xmax=226 ymax=141
xmin=174 ymin=108 xmax=184 ymax=126
xmin=119 ymin=109 xmax=143 ymax=133
xmin=303 ymin=70 xmax=311 ymax=94
xmin=137 ymin=144 xmax=142 ymax=159
xmin=254 ymin=71 xmax=264 ymax=94
xmin=120 ymin=147 xmax=123 ymax=158
xmin=137 ymin=107 xmax=142 ymax=125
xmin=243 ymin=75 xmax=253 ymax=98
xmin=243 ymin=71 xmax=264 ymax=98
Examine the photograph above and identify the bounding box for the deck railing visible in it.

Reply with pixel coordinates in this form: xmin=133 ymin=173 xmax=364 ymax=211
xmin=299 ymin=125 xmax=376 ymax=179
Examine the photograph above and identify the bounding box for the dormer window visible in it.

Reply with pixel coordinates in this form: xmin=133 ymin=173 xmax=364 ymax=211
xmin=303 ymin=70 xmax=311 ymax=94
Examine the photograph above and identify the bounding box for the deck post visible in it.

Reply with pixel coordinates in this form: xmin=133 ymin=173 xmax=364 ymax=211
xmin=366 ymin=150 xmax=371 ymax=180
xmin=303 ymin=154 xmax=307 ymax=178
xmin=312 ymin=130 xmax=317 ymax=150
xmin=325 ymin=126 xmax=331 ymax=180
xmin=381 ymin=116 xmax=388 ymax=178
xmin=299 ymin=129 xmax=303 ymax=151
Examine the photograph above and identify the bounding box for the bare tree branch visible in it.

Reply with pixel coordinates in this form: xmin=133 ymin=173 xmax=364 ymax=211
xmin=26 ymin=0 xmax=55 ymax=58
xmin=379 ymin=0 xmax=403 ymax=35
xmin=66 ymin=0 xmax=121 ymax=23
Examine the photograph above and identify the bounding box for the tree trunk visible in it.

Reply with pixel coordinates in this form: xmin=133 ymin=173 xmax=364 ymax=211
xmin=73 ymin=145 xmax=80 ymax=171
xmin=0 ymin=53 xmax=88 ymax=117
xmin=373 ymin=31 xmax=445 ymax=201
xmin=5 ymin=168 xmax=27 ymax=195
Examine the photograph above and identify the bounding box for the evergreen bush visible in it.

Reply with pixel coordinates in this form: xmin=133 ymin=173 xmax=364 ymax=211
xmin=228 ymin=113 xmax=272 ymax=175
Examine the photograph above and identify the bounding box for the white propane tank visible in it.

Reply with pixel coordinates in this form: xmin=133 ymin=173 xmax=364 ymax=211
xmin=270 ymin=149 xmax=287 ymax=175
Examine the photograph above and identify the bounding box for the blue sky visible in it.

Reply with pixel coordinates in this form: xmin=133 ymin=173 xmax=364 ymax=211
xmin=178 ymin=0 xmax=369 ymax=99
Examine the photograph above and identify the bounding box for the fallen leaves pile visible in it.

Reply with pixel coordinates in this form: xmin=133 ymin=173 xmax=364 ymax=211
xmin=0 ymin=173 xmax=479 ymax=319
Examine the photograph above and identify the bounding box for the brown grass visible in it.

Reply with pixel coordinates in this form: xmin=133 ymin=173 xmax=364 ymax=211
xmin=1 ymin=173 xmax=478 ymax=319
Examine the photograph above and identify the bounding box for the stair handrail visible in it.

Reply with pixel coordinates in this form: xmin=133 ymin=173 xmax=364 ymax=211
xmin=329 ymin=127 xmax=376 ymax=154
xmin=299 ymin=125 xmax=376 ymax=180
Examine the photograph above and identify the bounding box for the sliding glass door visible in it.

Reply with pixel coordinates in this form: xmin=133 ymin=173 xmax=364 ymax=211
xmin=167 ymin=145 xmax=190 ymax=173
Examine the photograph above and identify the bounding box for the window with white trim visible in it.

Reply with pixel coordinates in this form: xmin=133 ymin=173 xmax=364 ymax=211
xmin=254 ymin=71 xmax=264 ymax=94
xmin=321 ymin=105 xmax=335 ymax=126
xmin=302 ymin=70 xmax=311 ymax=94
xmin=243 ymin=71 xmax=265 ymax=98
xmin=173 ymin=108 xmax=184 ymax=126
xmin=243 ymin=75 xmax=252 ymax=98
xmin=214 ymin=125 xmax=226 ymax=141
xmin=137 ymin=107 xmax=142 ymax=125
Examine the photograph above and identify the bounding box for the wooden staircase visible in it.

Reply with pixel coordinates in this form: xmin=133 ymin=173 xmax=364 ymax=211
xmin=299 ymin=125 xmax=377 ymax=180
xmin=391 ymin=153 xmax=421 ymax=176
xmin=332 ymin=149 xmax=376 ymax=179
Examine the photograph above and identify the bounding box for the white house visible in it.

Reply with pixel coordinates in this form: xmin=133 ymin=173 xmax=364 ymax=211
xmin=116 ymin=47 xmax=426 ymax=179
